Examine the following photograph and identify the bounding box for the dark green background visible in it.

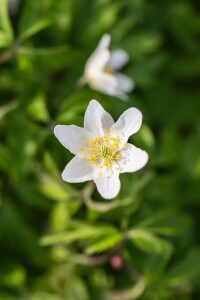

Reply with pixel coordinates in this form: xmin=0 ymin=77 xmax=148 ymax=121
xmin=0 ymin=0 xmax=200 ymax=299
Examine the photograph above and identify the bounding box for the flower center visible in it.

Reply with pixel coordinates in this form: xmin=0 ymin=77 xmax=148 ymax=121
xmin=101 ymin=145 xmax=110 ymax=157
xmin=80 ymin=130 xmax=121 ymax=172
xmin=103 ymin=64 xmax=114 ymax=75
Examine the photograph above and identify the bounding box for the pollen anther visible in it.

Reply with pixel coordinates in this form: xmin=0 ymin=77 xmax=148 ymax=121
xmin=81 ymin=131 xmax=120 ymax=170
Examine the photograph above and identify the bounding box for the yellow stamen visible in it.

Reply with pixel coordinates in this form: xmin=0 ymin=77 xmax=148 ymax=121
xmin=81 ymin=130 xmax=121 ymax=171
xmin=103 ymin=64 xmax=114 ymax=75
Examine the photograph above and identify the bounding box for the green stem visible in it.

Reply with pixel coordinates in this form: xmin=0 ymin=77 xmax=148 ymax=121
xmin=0 ymin=41 xmax=20 ymax=64
xmin=73 ymin=253 xmax=107 ymax=266
xmin=106 ymin=264 xmax=145 ymax=300
xmin=82 ymin=182 xmax=133 ymax=213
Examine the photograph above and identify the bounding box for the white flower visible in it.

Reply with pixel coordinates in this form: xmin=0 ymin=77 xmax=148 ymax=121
xmin=81 ymin=34 xmax=134 ymax=101
xmin=54 ymin=100 xmax=148 ymax=199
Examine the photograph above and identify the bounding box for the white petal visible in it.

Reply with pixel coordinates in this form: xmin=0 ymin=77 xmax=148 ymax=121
xmin=88 ymin=73 xmax=128 ymax=101
xmin=84 ymin=99 xmax=114 ymax=137
xmin=97 ymin=86 xmax=128 ymax=101
xmin=94 ymin=173 xmax=121 ymax=199
xmin=85 ymin=49 xmax=110 ymax=76
xmin=62 ymin=157 xmax=94 ymax=183
xmin=96 ymin=33 xmax=111 ymax=50
xmin=94 ymin=161 xmax=120 ymax=178
xmin=109 ymin=49 xmax=129 ymax=70
xmin=116 ymin=72 xmax=134 ymax=93
xmin=111 ymin=108 xmax=142 ymax=144
xmin=54 ymin=125 xmax=95 ymax=155
xmin=85 ymin=34 xmax=111 ymax=77
xmin=119 ymin=143 xmax=148 ymax=173
xmin=89 ymin=72 xmax=117 ymax=89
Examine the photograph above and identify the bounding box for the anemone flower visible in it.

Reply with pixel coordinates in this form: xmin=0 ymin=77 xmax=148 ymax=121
xmin=81 ymin=34 xmax=134 ymax=101
xmin=54 ymin=100 xmax=148 ymax=199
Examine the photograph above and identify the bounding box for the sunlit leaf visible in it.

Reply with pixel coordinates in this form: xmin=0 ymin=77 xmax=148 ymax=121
xmin=26 ymin=92 xmax=49 ymax=122
xmin=40 ymin=224 xmax=117 ymax=246
xmin=127 ymin=229 xmax=173 ymax=256
xmin=38 ymin=173 xmax=77 ymax=202
xmin=0 ymin=0 xmax=14 ymax=47
xmin=85 ymin=232 xmax=122 ymax=254
xmin=0 ymin=265 xmax=26 ymax=288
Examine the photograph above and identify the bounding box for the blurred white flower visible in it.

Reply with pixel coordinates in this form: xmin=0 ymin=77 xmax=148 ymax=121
xmin=54 ymin=100 xmax=148 ymax=199
xmin=81 ymin=34 xmax=134 ymax=101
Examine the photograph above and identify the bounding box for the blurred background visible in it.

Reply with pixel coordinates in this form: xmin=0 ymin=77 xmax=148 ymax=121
xmin=0 ymin=0 xmax=200 ymax=299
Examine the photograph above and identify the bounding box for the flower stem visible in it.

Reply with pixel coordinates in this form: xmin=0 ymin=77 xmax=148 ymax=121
xmin=82 ymin=182 xmax=133 ymax=213
xmin=106 ymin=264 xmax=145 ymax=300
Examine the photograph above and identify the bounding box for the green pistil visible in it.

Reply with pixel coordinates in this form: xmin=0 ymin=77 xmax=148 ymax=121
xmin=101 ymin=146 xmax=110 ymax=157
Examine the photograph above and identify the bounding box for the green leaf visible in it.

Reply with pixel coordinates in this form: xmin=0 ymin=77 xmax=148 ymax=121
xmin=0 ymin=143 xmax=14 ymax=172
xmin=85 ymin=232 xmax=122 ymax=255
xmin=18 ymin=2 xmax=52 ymax=42
xmin=30 ymin=293 xmax=61 ymax=300
xmin=0 ymin=100 xmax=18 ymax=121
xmin=38 ymin=173 xmax=77 ymax=202
xmin=0 ymin=0 xmax=14 ymax=47
xmin=135 ymin=212 xmax=190 ymax=236
xmin=127 ymin=229 xmax=173 ymax=255
xmin=163 ymin=249 xmax=200 ymax=287
xmin=57 ymin=103 xmax=86 ymax=123
xmin=26 ymin=92 xmax=49 ymax=122
xmin=19 ymin=19 xmax=51 ymax=42
xmin=133 ymin=124 xmax=155 ymax=150
xmin=40 ymin=224 xmax=117 ymax=246
xmin=124 ymin=32 xmax=163 ymax=59
xmin=0 ymin=265 xmax=26 ymax=288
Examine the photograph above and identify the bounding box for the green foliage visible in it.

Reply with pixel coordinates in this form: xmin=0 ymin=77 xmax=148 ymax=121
xmin=0 ymin=0 xmax=200 ymax=299
xmin=17 ymin=1 xmax=53 ymax=42
xmin=0 ymin=0 xmax=14 ymax=47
